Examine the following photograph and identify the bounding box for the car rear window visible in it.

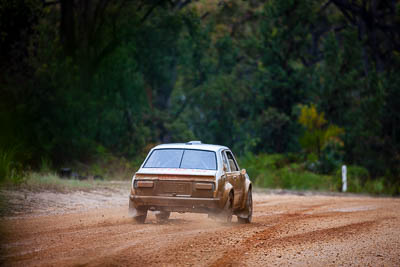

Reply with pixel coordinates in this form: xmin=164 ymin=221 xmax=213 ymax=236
xmin=143 ymin=149 xmax=217 ymax=170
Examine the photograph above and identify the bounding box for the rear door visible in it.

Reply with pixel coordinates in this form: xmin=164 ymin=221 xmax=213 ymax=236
xmin=224 ymin=150 xmax=243 ymax=209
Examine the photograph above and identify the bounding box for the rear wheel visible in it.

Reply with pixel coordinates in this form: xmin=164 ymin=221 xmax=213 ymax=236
xmin=224 ymin=191 xmax=234 ymax=223
xmin=129 ymin=198 xmax=147 ymax=224
xmin=155 ymin=211 xmax=171 ymax=222
xmin=133 ymin=211 xmax=147 ymax=224
xmin=238 ymin=189 xmax=252 ymax=224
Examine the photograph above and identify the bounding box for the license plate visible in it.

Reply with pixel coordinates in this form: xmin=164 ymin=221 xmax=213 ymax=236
xmin=163 ymin=183 xmax=189 ymax=194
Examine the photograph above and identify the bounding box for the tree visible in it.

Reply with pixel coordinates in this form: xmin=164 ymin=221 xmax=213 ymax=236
xmin=298 ymin=104 xmax=344 ymax=160
xmin=331 ymin=0 xmax=400 ymax=72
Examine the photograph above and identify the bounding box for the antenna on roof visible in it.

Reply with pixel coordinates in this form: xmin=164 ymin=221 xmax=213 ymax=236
xmin=186 ymin=141 xmax=202 ymax=145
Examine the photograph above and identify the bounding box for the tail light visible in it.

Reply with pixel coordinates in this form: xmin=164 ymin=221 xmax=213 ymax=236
xmin=136 ymin=180 xmax=154 ymax=188
xmin=195 ymin=183 xmax=214 ymax=190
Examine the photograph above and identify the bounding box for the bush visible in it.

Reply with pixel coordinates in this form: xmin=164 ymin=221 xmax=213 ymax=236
xmin=2 ymin=172 xmax=97 ymax=192
xmin=240 ymin=153 xmax=334 ymax=191
xmin=0 ymin=150 xmax=13 ymax=181
xmin=240 ymin=153 xmax=395 ymax=195
xmin=40 ymin=157 xmax=53 ymax=173
xmin=276 ymin=164 xmax=333 ymax=190
xmin=364 ymin=178 xmax=385 ymax=195
xmin=26 ymin=172 xmax=95 ymax=191
xmin=319 ymin=141 xmax=344 ymax=174
xmin=0 ymin=148 xmax=23 ymax=182
xmin=239 ymin=153 xmax=285 ymax=184
xmin=335 ymin=165 xmax=370 ymax=193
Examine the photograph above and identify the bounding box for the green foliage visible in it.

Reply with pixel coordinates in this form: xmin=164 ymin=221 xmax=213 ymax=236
xmin=0 ymin=147 xmax=23 ymax=183
xmin=240 ymin=153 xmax=285 ymax=182
xmin=335 ymin=165 xmax=369 ymax=193
xmin=19 ymin=173 xmax=96 ymax=192
xmin=254 ymin=108 xmax=291 ymax=153
xmin=364 ymin=178 xmax=386 ymax=195
xmin=241 ymin=154 xmax=394 ymax=195
xmin=275 ymin=165 xmax=334 ymax=191
xmin=39 ymin=157 xmax=52 ymax=174
xmin=333 ymin=165 xmax=391 ymax=194
xmin=298 ymin=104 xmax=344 ymax=159
xmin=240 ymin=153 xmax=335 ymax=191
xmin=0 ymin=149 xmax=15 ymax=181
xmin=1 ymin=0 xmax=400 ymax=193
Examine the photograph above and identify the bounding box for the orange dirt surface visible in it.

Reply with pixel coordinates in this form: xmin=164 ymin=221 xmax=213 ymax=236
xmin=1 ymin=184 xmax=399 ymax=266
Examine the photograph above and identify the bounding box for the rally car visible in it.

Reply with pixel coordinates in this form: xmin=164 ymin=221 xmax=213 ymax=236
xmin=129 ymin=141 xmax=252 ymax=223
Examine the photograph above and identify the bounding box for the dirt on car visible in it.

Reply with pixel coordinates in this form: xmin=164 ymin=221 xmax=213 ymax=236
xmin=1 ymin=182 xmax=399 ymax=266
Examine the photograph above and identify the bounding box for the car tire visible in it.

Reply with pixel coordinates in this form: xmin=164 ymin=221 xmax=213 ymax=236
xmin=155 ymin=211 xmax=170 ymax=222
xmin=129 ymin=198 xmax=147 ymax=224
xmin=133 ymin=212 xmax=147 ymax=224
xmin=238 ymin=189 xmax=252 ymax=224
xmin=225 ymin=191 xmax=234 ymax=223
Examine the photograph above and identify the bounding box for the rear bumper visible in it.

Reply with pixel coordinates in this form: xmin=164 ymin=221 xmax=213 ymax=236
xmin=130 ymin=194 xmax=221 ymax=213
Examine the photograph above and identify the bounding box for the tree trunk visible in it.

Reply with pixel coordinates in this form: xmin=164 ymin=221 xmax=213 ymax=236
xmin=60 ymin=0 xmax=76 ymax=57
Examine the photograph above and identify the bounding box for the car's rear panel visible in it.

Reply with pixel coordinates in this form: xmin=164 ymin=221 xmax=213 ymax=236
xmin=134 ymin=173 xmax=215 ymax=198
xmin=131 ymin=170 xmax=220 ymax=213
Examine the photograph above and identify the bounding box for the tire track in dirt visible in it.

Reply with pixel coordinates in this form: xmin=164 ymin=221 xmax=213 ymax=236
xmin=65 ymin=218 xmax=233 ymax=266
xmin=1 ymin=193 xmax=400 ymax=267
xmin=209 ymin=210 xmax=379 ymax=266
xmin=102 ymin=204 xmax=336 ymax=266
xmin=100 ymin=203 xmax=337 ymax=266
xmin=0 ymin=200 xmax=344 ymax=266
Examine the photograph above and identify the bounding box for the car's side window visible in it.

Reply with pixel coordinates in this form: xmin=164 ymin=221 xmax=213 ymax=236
xmin=226 ymin=151 xmax=239 ymax=172
xmin=221 ymin=151 xmax=230 ymax=172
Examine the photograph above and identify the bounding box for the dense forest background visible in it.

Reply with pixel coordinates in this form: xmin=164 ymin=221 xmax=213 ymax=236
xmin=1 ymin=0 xmax=399 ymax=194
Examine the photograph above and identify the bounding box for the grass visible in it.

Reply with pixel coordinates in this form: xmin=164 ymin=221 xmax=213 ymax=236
xmin=239 ymin=153 xmax=335 ymax=191
xmin=0 ymin=148 xmax=20 ymax=182
xmin=1 ymin=152 xmax=396 ymax=195
xmin=72 ymin=155 xmax=137 ymax=181
xmin=239 ymin=153 xmax=395 ymax=195
xmin=1 ymin=172 xmax=104 ymax=192
xmin=0 ymin=151 xmax=138 ymax=192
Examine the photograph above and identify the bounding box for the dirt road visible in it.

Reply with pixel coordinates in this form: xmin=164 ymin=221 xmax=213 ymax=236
xmin=1 ymin=184 xmax=399 ymax=266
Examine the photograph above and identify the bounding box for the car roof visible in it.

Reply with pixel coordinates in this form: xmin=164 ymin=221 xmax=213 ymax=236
xmin=153 ymin=143 xmax=229 ymax=152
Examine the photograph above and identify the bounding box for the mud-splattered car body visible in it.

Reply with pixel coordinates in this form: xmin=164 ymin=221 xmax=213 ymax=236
xmin=129 ymin=141 xmax=252 ymax=223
